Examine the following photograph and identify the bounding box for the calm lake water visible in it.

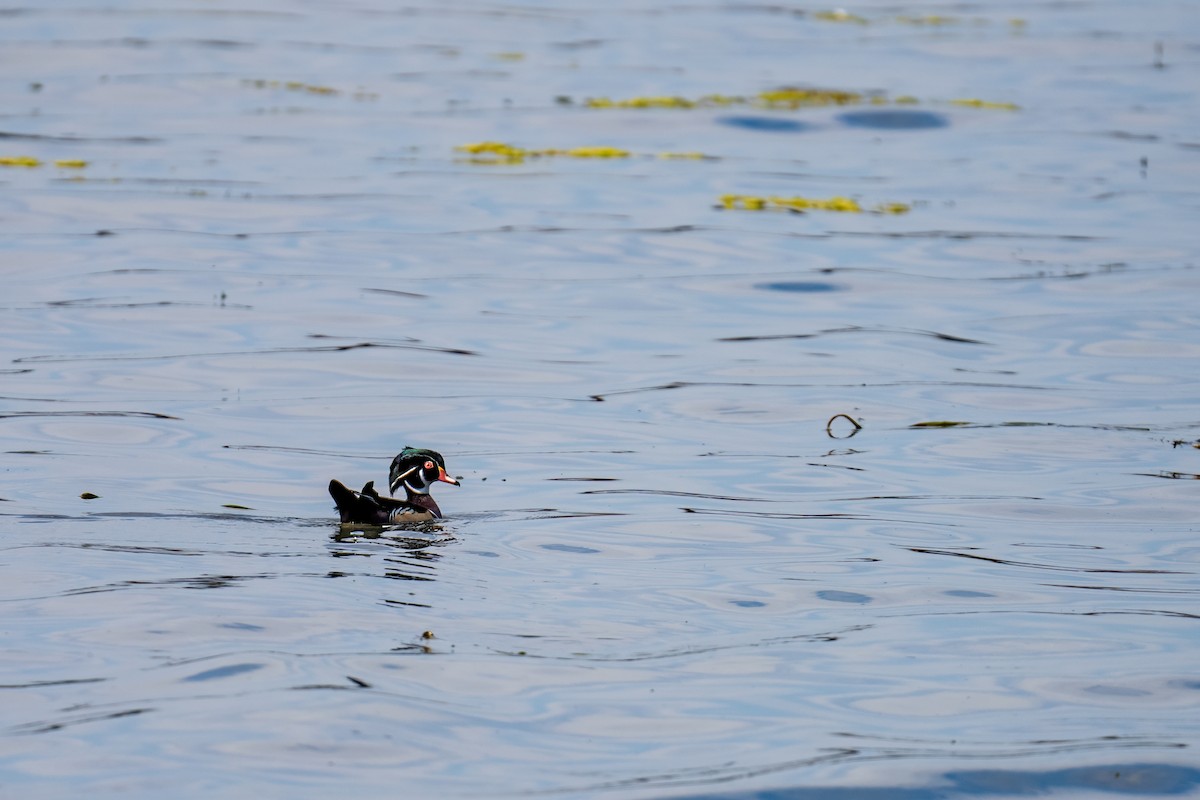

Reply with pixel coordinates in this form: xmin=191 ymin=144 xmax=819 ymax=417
xmin=3 ymin=1 xmax=1199 ymax=797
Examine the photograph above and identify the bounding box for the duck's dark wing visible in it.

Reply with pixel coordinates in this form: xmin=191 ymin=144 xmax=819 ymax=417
xmin=328 ymin=479 xmax=438 ymax=524
xmin=329 ymin=479 xmax=395 ymax=525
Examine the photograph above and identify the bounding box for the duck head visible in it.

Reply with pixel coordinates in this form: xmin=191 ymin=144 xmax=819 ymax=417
xmin=388 ymin=447 xmax=459 ymax=516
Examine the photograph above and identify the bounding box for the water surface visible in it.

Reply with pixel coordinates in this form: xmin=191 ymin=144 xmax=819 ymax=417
xmin=2 ymin=1 xmax=1199 ymax=797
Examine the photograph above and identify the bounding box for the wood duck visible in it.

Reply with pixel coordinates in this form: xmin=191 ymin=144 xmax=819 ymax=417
xmin=329 ymin=447 xmax=460 ymax=525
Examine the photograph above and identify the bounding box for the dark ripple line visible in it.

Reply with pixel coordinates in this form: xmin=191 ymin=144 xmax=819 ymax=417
xmin=0 ymin=130 xmax=160 ymax=144
xmin=0 ymin=540 xmax=309 ymax=559
xmin=0 ymin=410 xmax=179 ymax=420
xmin=887 ymin=608 xmax=1200 ymax=621
xmin=835 ymin=493 xmax=1044 ymax=501
xmin=719 ymin=325 xmax=987 ymax=345
xmin=589 ymin=379 xmax=1053 ymax=401
xmin=1045 ymin=583 xmax=1199 ymax=594
xmin=2 ymin=511 xmax=317 ymax=526
xmin=73 ymin=542 xmax=205 ymax=555
xmin=13 ymin=340 xmax=477 ymax=364
xmin=430 ymin=224 xmax=1100 ymax=242
xmin=914 ymin=421 xmax=1154 ymax=431
xmin=536 ymin=742 xmax=1182 ymax=797
xmin=11 ymin=707 xmax=152 ymax=736
xmin=532 ymin=751 xmax=852 ymax=797
xmin=547 ymin=477 xmax=619 ymax=482
xmin=1137 ymin=470 xmax=1200 ymax=480
xmin=682 ymin=507 xmax=955 ymax=526
xmin=2 ymin=224 xmax=1103 ymax=242
xmin=362 ymin=287 xmax=428 ymax=299
xmin=23 ymin=298 xmax=254 ymax=310
xmin=5 ymin=570 xmax=322 ymax=603
xmin=0 ymin=677 xmax=107 ymax=689
xmin=56 ymin=573 xmax=279 ymax=597
xmin=524 ymin=510 xmax=627 ymax=520
xmin=225 ymin=444 xmax=388 ymax=459
xmin=0 ymin=542 xmax=203 ymax=556
xmin=153 ymin=647 xmax=435 ymax=672
xmin=495 ymin=625 xmax=872 ymax=664
xmin=583 ymin=488 xmax=767 ymax=502
xmin=910 ymin=547 xmax=1188 ymax=575
xmin=815 ymin=264 xmax=1149 ymax=284
xmin=3 ymin=8 xmax=298 ymax=18
xmin=832 ymin=229 xmax=1099 ymax=241
xmin=63 ymin=177 xmax=261 ymax=186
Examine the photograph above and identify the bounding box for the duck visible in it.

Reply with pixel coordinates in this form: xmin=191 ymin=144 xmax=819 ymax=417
xmin=329 ymin=446 xmax=460 ymax=525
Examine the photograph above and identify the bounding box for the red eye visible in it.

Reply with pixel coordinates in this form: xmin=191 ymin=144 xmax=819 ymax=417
xmin=424 ymin=460 xmax=435 ymax=470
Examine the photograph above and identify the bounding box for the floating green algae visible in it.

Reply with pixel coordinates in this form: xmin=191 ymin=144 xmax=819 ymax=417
xmin=720 ymin=194 xmax=911 ymax=215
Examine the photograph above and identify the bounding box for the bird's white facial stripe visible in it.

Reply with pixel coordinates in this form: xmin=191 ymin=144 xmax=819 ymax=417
xmin=390 ymin=465 xmax=418 ymax=494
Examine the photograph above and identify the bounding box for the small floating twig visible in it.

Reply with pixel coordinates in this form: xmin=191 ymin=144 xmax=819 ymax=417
xmin=826 ymin=413 xmax=863 ymax=438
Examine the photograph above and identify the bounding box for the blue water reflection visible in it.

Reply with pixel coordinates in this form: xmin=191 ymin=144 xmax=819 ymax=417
xmin=755 ymin=281 xmax=844 ymax=293
xmin=719 ymin=116 xmax=812 ymax=132
xmin=838 ymin=110 xmax=950 ymax=130
xmin=683 ymin=763 xmax=1200 ymax=799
